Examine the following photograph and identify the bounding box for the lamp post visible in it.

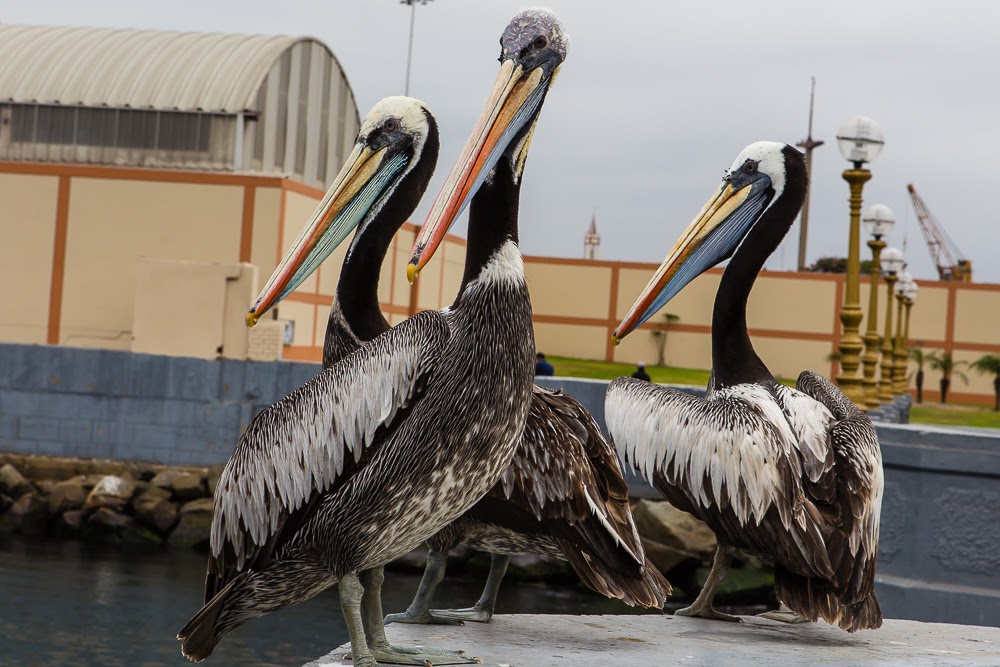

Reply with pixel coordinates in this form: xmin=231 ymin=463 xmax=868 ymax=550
xmin=401 ymin=0 xmax=433 ymax=96
xmin=897 ymin=280 xmax=919 ymax=396
xmin=835 ymin=116 xmax=885 ymax=406
xmin=860 ymin=205 xmax=895 ymax=410
xmin=878 ymin=247 xmax=905 ymax=403
xmin=892 ymin=270 xmax=912 ymax=396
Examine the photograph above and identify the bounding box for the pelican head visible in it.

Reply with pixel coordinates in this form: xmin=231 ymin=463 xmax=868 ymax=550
xmin=247 ymin=97 xmax=437 ymax=327
xmin=614 ymin=142 xmax=806 ymax=343
xmin=407 ymin=8 xmax=569 ymax=282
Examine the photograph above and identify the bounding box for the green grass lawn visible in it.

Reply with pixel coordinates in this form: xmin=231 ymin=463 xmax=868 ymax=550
xmin=910 ymin=403 xmax=1000 ymax=428
xmin=547 ymin=355 xmax=1000 ymax=429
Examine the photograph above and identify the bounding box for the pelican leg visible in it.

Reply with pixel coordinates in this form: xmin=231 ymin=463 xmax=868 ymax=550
xmin=360 ymin=565 xmax=477 ymax=666
xmin=675 ymin=546 xmax=742 ymax=623
xmin=384 ymin=551 xmax=461 ymax=626
xmin=339 ymin=572 xmax=379 ymax=667
xmin=430 ymin=554 xmax=509 ymax=623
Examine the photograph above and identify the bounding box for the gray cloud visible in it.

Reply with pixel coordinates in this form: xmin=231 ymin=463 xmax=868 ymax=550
xmin=8 ymin=0 xmax=998 ymax=283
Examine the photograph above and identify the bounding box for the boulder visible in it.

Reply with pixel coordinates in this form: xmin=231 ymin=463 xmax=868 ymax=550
xmin=0 ymin=463 xmax=32 ymax=498
xmin=134 ymin=497 xmax=178 ymax=534
xmin=61 ymin=509 xmax=85 ymax=531
xmin=84 ymin=507 xmax=160 ymax=544
xmin=132 ymin=484 xmax=172 ymax=506
xmin=47 ymin=479 xmax=87 ymax=516
xmin=84 ymin=475 xmax=137 ymax=512
xmin=3 ymin=492 xmax=47 ymax=536
xmin=168 ymin=498 xmax=214 ymax=548
xmin=0 ymin=493 xmax=12 ymax=514
xmin=172 ymin=473 xmax=208 ymax=501
xmin=631 ymin=500 xmax=716 ymax=557
xmin=34 ymin=480 xmax=56 ymax=495
xmin=640 ymin=536 xmax=699 ymax=574
xmin=206 ymin=464 xmax=225 ymax=496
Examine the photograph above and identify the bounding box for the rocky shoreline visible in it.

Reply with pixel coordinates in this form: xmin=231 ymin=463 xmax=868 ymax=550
xmin=0 ymin=453 xmax=775 ymax=606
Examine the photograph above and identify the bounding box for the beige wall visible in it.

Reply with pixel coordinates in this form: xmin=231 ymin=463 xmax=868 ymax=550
xmin=0 ymin=172 xmax=58 ymax=343
xmin=61 ymin=178 xmax=243 ymax=349
xmin=132 ymin=259 xmax=257 ymax=360
xmin=4 ymin=161 xmax=1000 ymax=404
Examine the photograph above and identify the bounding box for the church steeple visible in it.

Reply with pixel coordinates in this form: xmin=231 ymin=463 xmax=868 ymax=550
xmin=584 ymin=212 xmax=600 ymax=260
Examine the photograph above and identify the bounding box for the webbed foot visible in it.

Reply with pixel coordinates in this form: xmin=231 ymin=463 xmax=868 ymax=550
xmin=346 ymin=643 xmax=480 ymax=665
xmin=384 ymin=609 xmax=464 ymax=626
xmin=427 ymin=606 xmax=493 ymax=624
xmin=758 ymin=609 xmax=810 ymax=624
xmin=675 ymin=604 xmax=742 ymax=623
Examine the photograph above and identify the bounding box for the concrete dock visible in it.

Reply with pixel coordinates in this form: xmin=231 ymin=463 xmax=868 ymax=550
xmin=306 ymin=614 xmax=1000 ymax=667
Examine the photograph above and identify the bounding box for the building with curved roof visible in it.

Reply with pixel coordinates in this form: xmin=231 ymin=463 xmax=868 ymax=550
xmin=0 ymin=24 xmax=360 ymax=187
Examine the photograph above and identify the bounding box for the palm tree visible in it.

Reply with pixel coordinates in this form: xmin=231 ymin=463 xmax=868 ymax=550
xmin=926 ymin=351 xmax=968 ymax=404
xmin=910 ymin=348 xmax=928 ymax=403
xmin=970 ymin=354 xmax=1000 ymax=411
xmin=650 ymin=313 xmax=680 ymax=367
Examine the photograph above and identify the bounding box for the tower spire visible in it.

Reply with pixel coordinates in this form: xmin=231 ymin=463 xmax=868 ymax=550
xmin=796 ymin=76 xmax=824 ymax=271
xmin=584 ymin=211 xmax=600 ymax=260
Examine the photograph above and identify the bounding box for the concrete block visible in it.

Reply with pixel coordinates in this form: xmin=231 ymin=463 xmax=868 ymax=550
xmin=218 ymin=359 xmax=247 ymax=402
xmin=0 ymin=414 xmax=18 ymax=440
xmin=310 ymin=615 xmax=1000 ymax=667
xmin=1 ymin=439 xmax=39 ymax=455
xmin=95 ymin=349 xmax=134 ymax=396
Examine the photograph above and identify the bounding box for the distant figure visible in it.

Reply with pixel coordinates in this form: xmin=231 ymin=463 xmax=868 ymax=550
xmin=535 ymin=352 xmax=554 ymax=377
xmin=631 ymin=362 xmax=651 ymax=382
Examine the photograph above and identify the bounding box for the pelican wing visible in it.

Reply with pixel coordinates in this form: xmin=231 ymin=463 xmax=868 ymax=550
xmin=498 ymin=386 xmax=642 ymax=561
xmin=209 ymin=310 xmax=450 ymax=578
xmin=794 ymin=370 xmax=883 ymax=625
xmin=606 ymin=376 xmax=841 ymax=578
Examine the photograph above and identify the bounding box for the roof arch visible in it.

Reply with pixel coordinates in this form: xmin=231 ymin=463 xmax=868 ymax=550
xmin=0 ymin=24 xmax=353 ymax=115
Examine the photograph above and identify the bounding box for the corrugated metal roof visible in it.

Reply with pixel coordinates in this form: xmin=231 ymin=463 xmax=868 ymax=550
xmin=0 ymin=24 xmax=329 ymax=113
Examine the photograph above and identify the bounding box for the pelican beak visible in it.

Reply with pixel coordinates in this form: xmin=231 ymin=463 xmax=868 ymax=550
xmin=613 ymin=180 xmax=768 ymax=343
xmin=407 ymin=59 xmax=552 ymax=283
xmin=247 ymin=142 xmax=409 ymax=327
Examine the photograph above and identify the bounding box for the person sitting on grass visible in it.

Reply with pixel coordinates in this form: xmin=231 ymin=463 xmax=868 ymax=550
xmin=535 ymin=352 xmax=554 ymax=377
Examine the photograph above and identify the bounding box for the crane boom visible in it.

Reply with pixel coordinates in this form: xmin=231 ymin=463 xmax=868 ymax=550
xmin=906 ymin=183 xmax=972 ymax=282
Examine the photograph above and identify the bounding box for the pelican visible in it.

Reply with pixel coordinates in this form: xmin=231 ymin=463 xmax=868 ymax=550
xmin=607 ymin=142 xmax=883 ymax=632
xmin=177 ymin=97 xmax=488 ymax=667
xmin=262 ymin=31 xmax=668 ymax=622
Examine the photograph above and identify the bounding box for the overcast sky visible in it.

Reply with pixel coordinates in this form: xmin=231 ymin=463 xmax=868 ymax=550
xmin=7 ymin=1 xmax=1000 ymax=283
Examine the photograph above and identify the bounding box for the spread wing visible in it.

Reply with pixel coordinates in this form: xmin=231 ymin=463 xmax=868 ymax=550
xmin=207 ymin=310 xmax=449 ymax=597
xmin=606 ymin=376 xmax=839 ymax=580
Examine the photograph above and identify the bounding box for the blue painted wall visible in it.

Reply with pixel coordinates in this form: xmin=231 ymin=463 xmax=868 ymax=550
xmin=0 ymin=343 xmax=319 ymax=465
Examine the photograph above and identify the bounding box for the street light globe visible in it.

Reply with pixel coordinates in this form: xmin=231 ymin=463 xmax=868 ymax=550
xmin=896 ymin=269 xmax=913 ymax=294
xmin=862 ymin=204 xmax=895 ymax=239
xmin=836 ymin=115 xmax=885 ymax=166
xmin=905 ymin=280 xmax=919 ymax=301
xmin=881 ymin=247 xmax=905 ymax=275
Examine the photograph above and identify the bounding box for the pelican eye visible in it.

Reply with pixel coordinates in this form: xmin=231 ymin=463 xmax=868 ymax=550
xmin=532 ymin=34 xmax=549 ymax=49
xmin=743 ymin=161 xmax=759 ymax=174
xmin=383 ymin=118 xmax=401 ymax=133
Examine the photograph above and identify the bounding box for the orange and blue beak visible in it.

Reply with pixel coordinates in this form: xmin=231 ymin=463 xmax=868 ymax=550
xmin=407 ymin=59 xmax=554 ymax=283
xmin=247 ymin=143 xmax=410 ymax=327
xmin=613 ymin=179 xmax=770 ymax=343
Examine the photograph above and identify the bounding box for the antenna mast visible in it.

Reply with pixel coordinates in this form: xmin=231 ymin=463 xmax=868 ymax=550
xmin=796 ymin=76 xmax=824 ymax=271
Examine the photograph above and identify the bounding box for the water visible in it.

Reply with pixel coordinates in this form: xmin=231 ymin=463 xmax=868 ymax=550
xmin=0 ymin=538 xmax=652 ymax=667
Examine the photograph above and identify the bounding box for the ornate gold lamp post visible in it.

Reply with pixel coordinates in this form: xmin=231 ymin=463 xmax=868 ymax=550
xmin=895 ymin=279 xmax=919 ymax=396
xmin=835 ymin=116 xmax=886 ymax=405
xmin=878 ymin=247 xmax=905 ymax=403
xmin=860 ymin=205 xmax=895 ymax=410
xmin=892 ymin=269 xmax=912 ymax=396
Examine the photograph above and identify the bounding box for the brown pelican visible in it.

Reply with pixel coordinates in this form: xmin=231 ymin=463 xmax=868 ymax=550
xmin=176 ymin=97 xmax=486 ymax=667
xmin=259 ymin=53 xmax=668 ymax=626
xmin=607 ymin=142 xmax=883 ymax=632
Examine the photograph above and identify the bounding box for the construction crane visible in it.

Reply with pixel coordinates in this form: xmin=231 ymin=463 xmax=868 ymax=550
xmin=906 ymin=183 xmax=973 ymax=282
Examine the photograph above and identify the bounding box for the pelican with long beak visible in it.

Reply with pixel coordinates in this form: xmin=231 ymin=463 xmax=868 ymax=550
xmin=607 ymin=142 xmax=884 ymax=632
xmin=178 ymin=97 xmax=485 ymax=667
xmin=381 ymin=9 xmax=668 ymax=626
